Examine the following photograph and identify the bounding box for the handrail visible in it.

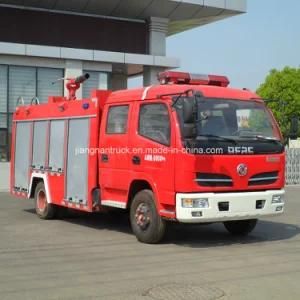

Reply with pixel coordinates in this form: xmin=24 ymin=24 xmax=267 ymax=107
xmin=31 ymin=97 xmax=40 ymax=105
xmin=16 ymin=96 xmax=24 ymax=106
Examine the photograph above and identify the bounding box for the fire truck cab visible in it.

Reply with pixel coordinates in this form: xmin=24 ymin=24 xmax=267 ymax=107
xmin=11 ymin=71 xmax=286 ymax=243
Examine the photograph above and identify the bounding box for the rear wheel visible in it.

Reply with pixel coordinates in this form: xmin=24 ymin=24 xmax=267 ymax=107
xmin=223 ymin=219 xmax=257 ymax=236
xmin=130 ymin=190 xmax=166 ymax=244
xmin=34 ymin=182 xmax=57 ymax=219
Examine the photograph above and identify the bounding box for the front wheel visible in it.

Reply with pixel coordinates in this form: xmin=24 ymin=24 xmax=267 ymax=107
xmin=130 ymin=190 xmax=166 ymax=244
xmin=34 ymin=182 xmax=57 ymax=219
xmin=223 ymin=219 xmax=257 ymax=236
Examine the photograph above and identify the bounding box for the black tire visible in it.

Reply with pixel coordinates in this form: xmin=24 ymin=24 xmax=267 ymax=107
xmin=56 ymin=206 xmax=69 ymax=219
xmin=223 ymin=219 xmax=257 ymax=236
xmin=130 ymin=190 xmax=166 ymax=244
xmin=34 ymin=182 xmax=57 ymax=219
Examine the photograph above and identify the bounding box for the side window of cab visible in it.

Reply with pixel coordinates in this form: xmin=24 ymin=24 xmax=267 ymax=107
xmin=138 ymin=103 xmax=171 ymax=146
xmin=106 ymin=105 xmax=129 ymax=134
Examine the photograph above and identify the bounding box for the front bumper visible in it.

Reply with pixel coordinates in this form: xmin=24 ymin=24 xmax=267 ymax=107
xmin=176 ymin=189 xmax=285 ymax=223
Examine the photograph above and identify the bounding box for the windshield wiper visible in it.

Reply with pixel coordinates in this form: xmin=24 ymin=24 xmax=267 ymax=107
xmin=240 ymin=135 xmax=281 ymax=144
xmin=197 ymin=134 xmax=237 ymax=144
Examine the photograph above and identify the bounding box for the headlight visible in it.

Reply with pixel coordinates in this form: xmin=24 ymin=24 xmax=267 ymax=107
xmin=272 ymin=194 xmax=284 ymax=204
xmin=182 ymin=198 xmax=209 ymax=208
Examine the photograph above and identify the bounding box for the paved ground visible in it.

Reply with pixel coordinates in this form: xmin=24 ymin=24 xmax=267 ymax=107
xmin=0 ymin=162 xmax=10 ymax=192
xmin=0 ymin=187 xmax=300 ymax=300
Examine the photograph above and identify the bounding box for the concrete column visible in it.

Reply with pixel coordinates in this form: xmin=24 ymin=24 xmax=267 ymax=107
xmin=111 ymin=73 xmax=127 ymax=91
xmin=148 ymin=17 xmax=168 ymax=56
xmin=64 ymin=60 xmax=83 ymax=99
xmin=143 ymin=66 xmax=166 ymax=87
xmin=143 ymin=17 xmax=169 ymax=86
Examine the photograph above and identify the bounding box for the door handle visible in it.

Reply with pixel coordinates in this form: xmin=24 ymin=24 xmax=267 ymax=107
xmin=132 ymin=156 xmax=141 ymax=165
xmin=101 ymin=154 xmax=109 ymax=163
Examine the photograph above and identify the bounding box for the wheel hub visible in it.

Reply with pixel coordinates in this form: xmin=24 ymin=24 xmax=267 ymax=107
xmin=37 ymin=190 xmax=47 ymax=212
xmin=135 ymin=203 xmax=151 ymax=230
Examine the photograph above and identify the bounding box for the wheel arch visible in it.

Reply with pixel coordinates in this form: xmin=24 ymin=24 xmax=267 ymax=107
xmin=28 ymin=173 xmax=51 ymax=203
xmin=127 ymin=179 xmax=157 ymax=209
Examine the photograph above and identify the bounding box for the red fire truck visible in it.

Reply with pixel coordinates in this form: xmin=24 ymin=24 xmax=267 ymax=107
xmin=11 ymin=71 xmax=288 ymax=243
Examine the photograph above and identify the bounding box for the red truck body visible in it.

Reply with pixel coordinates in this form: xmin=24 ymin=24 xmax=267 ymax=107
xmin=10 ymin=72 xmax=285 ymax=243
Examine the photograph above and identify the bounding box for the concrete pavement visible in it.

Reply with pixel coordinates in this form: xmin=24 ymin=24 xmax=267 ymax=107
xmin=0 ymin=187 xmax=299 ymax=300
xmin=0 ymin=162 xmax=9 ymax=192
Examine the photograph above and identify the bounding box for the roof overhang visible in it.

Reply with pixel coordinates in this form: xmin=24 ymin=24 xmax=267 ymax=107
xmin=0 ymin=42 xmax=180 ymax=76
xmin=0 ymin=0 xmax=247 ymax=35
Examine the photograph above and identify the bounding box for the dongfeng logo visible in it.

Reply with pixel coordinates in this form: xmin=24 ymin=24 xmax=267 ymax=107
xmin=237 ymin=164 xmax=248 ymax=177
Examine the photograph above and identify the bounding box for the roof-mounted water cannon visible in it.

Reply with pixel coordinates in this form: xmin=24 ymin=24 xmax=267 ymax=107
xmin=52 ymin=73 xmax=90 ymax=100
xmin=66 ymin=73 xmax=90 ymax=100
xmin=158 ymin=71 xmax=230 ymax=87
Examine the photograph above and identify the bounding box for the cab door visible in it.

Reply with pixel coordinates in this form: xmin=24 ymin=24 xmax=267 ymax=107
xmin=99 ymin=103 xmax=131 ymax=207
xmin=129 ymin=101 xmax=175 ymax=209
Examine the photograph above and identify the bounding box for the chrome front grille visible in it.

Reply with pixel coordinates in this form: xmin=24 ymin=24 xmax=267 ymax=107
xmin=196 ymin=173 xmax=233 ymax=187
xmin=248 ymin=171 xmax=279 ymax=186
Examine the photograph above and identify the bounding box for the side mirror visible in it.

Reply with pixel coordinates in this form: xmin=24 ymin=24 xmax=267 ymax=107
xmin=178 ymin=97 xmax=197 ymax=139
xmin=182 ymin=97 xmax=195 ymax=123
xmin=289 ymin=116 xmax=299 ymax=140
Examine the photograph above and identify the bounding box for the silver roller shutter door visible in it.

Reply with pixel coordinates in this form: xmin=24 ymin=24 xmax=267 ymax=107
xmin=14 ymin=122 xmax=31 ymax=191
xmin=66 ymin=118 xmax=89 ymax=204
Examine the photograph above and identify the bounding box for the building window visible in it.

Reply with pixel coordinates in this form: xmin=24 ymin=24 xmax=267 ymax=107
xmin=37 ymin=68 xmax=64 ymax=103
xmin=9 ymin=66 xmax=36 ymax=112
xmin=139 ymin=103 xmax=171 ymax=146
xmin=0 ymin=128 xmax=8 ymax=162
xmin=0 ymin=65 xmax=64 ymax=162
xmin=82 ymin=71 xmax=110 ymax=98
xmin=106 ymin=105 xmax=129 ymax=134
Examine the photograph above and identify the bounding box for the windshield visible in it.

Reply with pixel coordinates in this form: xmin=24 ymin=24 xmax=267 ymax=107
xmin=175 ymin=97 xmax=280 ymax=140
xmin=197 ymin=99 xmax=278 ymax=139
xmin=174 ymin=96 xmax=284 ymax=155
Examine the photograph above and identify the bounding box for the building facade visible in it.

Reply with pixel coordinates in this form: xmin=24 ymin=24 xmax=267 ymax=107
xmin=0 ymin=0 xmax=246 ymax=164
